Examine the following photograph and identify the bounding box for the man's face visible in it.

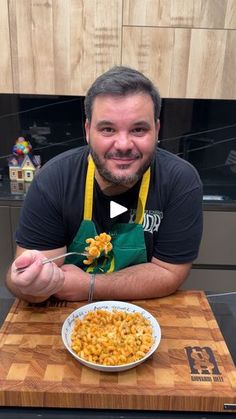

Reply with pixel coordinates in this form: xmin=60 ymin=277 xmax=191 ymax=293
xmin=85 ymin=93 xmax=160 ymax=188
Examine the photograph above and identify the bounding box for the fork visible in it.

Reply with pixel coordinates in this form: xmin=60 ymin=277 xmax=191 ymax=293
xmin=14 ymin=251 xmax=88 ymax=274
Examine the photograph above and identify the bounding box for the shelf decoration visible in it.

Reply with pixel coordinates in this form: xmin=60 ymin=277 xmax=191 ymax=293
xmin=8 ymin=137 xmax=41 ymax=183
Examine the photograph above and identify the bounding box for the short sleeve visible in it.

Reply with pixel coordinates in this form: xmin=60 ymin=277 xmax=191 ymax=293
xmin=153 ymin=173 xmax=203 ymax=264
xmin=15 ymin=172 xmax=65 ymax=250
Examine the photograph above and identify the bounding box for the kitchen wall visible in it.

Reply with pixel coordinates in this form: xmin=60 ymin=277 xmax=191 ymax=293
xmin=1 ymin=0 xmax=236 ymax=99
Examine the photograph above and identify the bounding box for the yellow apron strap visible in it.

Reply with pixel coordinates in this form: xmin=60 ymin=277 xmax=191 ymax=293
xmin=135 ymin=167 xmax=150 ymax=225
xmin=83 ymin=156 xmax=95 ymax=220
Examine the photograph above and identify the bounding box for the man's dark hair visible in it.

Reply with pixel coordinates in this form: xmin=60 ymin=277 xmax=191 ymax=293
xmin=84 ymin=66 xmax=162 ymax=122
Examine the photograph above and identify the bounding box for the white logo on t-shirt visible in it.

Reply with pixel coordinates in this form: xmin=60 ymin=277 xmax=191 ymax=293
xmin=129 ymin=210 xmax=163 ymax=234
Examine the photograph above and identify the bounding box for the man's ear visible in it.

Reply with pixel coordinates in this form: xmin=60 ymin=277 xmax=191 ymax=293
xmin=85 ymin=119 xmax=90 ymax=144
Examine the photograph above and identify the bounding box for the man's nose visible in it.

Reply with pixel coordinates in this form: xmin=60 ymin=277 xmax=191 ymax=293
xmin=114 ymin=132 xmax=133 ymax=149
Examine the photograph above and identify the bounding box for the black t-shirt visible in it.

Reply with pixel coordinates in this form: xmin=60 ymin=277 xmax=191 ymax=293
xmin=16 ymin=146 xmax=203 ymax=264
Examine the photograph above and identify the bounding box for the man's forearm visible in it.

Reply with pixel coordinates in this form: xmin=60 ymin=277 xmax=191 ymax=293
xmin=93 ymin=260 xmax=191 ymax=301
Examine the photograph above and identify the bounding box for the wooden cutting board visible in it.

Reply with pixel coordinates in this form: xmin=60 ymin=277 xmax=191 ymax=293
xmin=0 ymin=290 xmax=235 ymax=412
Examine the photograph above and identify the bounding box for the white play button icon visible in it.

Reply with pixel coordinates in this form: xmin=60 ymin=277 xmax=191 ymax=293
xmin=110 ymin=201 xmax=128 ymax=219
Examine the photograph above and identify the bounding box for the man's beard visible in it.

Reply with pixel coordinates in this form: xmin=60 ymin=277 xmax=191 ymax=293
xmin=89 ymin=146 xmax=154 ymax=186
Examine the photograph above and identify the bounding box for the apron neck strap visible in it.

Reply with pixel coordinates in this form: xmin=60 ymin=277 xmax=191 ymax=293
xmin=83 ymin=155 xmax=95 ymax=220
xmin=83 ymin=155 xmax=150 ymax=224
xmin=135 ymin=167 xmax=150 ymax=224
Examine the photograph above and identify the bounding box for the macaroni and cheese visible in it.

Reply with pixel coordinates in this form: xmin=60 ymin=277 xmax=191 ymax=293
xmin=71 ymin=309 xmax=153 ymax=366
xmin=83 ymin=233 xmax=113 ymax=266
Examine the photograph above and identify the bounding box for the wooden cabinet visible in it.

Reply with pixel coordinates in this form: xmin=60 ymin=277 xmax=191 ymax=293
xmin=1 ymin=0 xmax=236 ymax=98
xmin=0 ymin=0 xmax=13 ymax=92
xmin=8 ymin=0 xmax=122 ymax=95
xmin=122 ymin=0 xmax=236 ymax=98
xmin=122 ymin=27 xmax=236 ymax=99
xmin=123 ymin=0 xmax=235 ymax=28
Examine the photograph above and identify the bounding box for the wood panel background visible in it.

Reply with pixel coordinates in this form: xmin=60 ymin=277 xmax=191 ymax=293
xmin=1 ymin=0 xmax=236 ymax=98
xmin=0 ymin=0 xmax=13 ymax=92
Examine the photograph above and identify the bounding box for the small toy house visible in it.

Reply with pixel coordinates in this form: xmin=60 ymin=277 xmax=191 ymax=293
xmin=8 ymin=154 xmax=41 ymax=182
xmin=10 ymin=180 xmax=31 ymax=195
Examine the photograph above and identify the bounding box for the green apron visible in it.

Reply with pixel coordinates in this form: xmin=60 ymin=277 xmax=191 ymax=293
xmin=65 ymin=156 xmax=150 ymax=273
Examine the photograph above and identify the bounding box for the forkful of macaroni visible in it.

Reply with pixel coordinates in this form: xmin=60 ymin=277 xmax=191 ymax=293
xmin=14 ymin=251 xmax=88 ymax=274
xmin=14 ymin=233 xmax=112 ymax=274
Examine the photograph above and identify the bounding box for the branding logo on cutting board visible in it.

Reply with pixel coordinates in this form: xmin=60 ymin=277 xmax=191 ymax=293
xmin=185 ymin=346 xmax=223 ymax=382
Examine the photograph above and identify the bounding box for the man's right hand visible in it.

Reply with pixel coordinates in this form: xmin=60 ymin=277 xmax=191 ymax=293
xmin=10 ymin=250 xmax=65 ymax=298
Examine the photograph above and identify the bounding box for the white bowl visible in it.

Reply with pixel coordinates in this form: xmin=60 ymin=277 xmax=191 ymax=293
xmin=61 ymin=301 xmax=161 ymax=372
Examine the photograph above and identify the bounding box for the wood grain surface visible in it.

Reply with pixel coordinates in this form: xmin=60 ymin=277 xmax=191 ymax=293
xmin=0 ymin=0 xmax=13 ymax=92
xmin=8 ymin=0 xmax=122 ymax=95
xmin=2 ymin=1 xmax=235 ymax=98
xmin=0 ymin=291 xmax=235 ymax=412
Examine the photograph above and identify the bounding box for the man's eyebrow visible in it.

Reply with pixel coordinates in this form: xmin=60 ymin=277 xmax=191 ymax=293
xmin=95 ymin=120 xmax=152 ymax=129
xmin=132 ymin=121 xmax=152 ymax=127
xmin=95 ymin=120 xmax=114 ymax=128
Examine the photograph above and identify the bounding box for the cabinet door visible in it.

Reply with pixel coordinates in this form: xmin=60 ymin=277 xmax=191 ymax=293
xmin=10 ymin=206 xmax=21 ymax=254
xmin=0 ymin=0 xmax=13 ymax=92
xmin=8 ymin=0 xmax=122 ymax=95
xmin=196 ymin=211 xmax=236 ymax=265
xmin=182 ymin=268 xmax=236 ymax=292
xmin=0 ymin=207 xmax=13 ymax=284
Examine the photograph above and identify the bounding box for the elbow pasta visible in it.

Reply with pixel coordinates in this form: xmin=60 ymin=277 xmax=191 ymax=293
xmin=83 ymin=233 xmax=113 ymax=266
xmin=71 ymin=309 xmax=154 ymax=366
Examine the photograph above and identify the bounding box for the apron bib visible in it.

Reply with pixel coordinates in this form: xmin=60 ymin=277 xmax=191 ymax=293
xmin=65 ymin=156 xmax=150 ymax=273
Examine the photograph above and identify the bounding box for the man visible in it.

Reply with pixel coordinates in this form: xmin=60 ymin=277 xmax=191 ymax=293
xmin=6 ymin=66 xmax=203 ymax=303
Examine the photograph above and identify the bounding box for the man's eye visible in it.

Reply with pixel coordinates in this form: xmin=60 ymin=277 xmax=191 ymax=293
xmin=101 ymin=127 xmax=114 ymax=134
xmin=132 ymin=128 xmax=147 ymax=135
